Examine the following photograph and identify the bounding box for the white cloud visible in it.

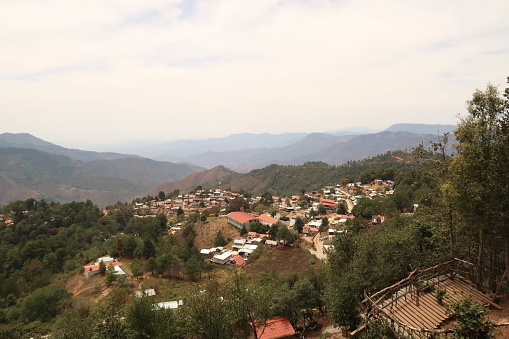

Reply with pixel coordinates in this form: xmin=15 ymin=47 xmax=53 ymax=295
xmin=1 ymin=0 xmax=508 ymax=146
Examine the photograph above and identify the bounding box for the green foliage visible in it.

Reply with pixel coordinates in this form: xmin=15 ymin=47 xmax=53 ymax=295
xmin=360 ymin=318 xmax=393 ymax=338
xmin=445 ymin=297 xmax=494 ymax=338
xmin=99 ymin=260 xmax=106 ymax=275
xmin=326 ymin=217 xmax=446 ymax=330
xmin=294 ymin=217 xmax=304 ymax=233
xmin=213 ymin=230 xmax=227 ymax=247
xmin=226 ymin=196 xmax=250 ymax=213
xmin=16 ymin=284 xmax=71 ymax=323
xmin=225 ymin=154 xmax=413 ymax=197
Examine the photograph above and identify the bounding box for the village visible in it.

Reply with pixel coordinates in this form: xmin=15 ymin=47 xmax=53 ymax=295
xmin=78 ymin=179 xmax=396 ymax=338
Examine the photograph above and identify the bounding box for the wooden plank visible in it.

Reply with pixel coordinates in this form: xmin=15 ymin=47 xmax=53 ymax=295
xmin=391 ymin=299 xmax=434 ymax=328
xmin=391 ymin=298 xmax=437 ymax=329
xmin=411 ymin=298 xmax=446 ymax=327
xmin=416 ymin=294 xmax=448 ymax=324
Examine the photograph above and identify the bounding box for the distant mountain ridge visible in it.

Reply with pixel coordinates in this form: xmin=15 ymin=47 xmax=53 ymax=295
xmin=0 ymin=123 xmax=457 ymax=204
xmin=0 ymin=134 xmax=204 ymax=205
xmin=0 ymin=133 xmax=141 ymax=161
xmin=0 ymin=147 xmax=143 ymax=206
xmin=385 ymin=123 xmax=456 ymax=135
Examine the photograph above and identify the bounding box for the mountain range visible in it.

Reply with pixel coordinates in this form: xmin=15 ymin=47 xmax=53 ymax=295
xmin=0 ymin=123 xmax=456 ymax=205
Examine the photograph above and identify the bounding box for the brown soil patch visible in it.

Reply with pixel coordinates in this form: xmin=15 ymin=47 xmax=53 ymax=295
xmin=244 ymin=244 xmax=315 ymax=279
xmin=65 ymin=272 xmax=105 ymax=299
xmin=488 ymin=296 xmax=509 ymax=338
xmin=193 ymin=216 xmax=240 ymax=249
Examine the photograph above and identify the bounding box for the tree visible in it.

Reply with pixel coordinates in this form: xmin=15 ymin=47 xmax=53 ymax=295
xmin=276 ymin=225 xmax=295 ymax=245
xmin=17 ymin=284 xmax=71 ymax=323
xmin=228 ymin=272 xmax=276 ymax=339
xmin=131 ymin=259 xmax=143 ymax=279
xmin=214 ymin=231 xmax=227 ymax=247
xmin=319 ymin=217 xmax=329 ymax=232
xmin=158 ymin=191 xmax=166 ymax=201
xmin=145 ymin=257 xmax=157 ymax=275
xmin=99 ymin=260 xmax=106 ymax=275
xmin=176 ymin=207 xmax=184 ymax=220
xmin=337 ymin=203 xmax=348 ymax=215
xmin=294 ymin=217 xmax=304 ymax=233
xmin=184 ymin=282 xmax=235 ymax=339
xmin=105 ymin=266 xmax=117 ymax=287
xmin=444 ymin=82 xmax=509 ymax=283
xmin=226 ymin=197 xmax=250 ymax=213
xmin=142 ymin=239 xmax=156 ymax=259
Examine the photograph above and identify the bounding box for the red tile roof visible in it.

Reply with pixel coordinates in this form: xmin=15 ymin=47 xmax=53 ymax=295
xmin=256 ymin=316 xmax=295 ymax=339
xmin=257 ymin=214 xmax=277 ymax=224
xmin=321 ymin=199 xmax=336 ymax=204
xmin=228 ymin=211 xmax=257 ymax=224
xmin=230 ymin=255 xmax=245 ymax=266
xmin=84 ymin=261 xmax=121 ymax=272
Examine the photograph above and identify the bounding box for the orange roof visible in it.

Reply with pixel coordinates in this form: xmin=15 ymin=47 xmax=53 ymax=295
xmin=257 ymin=214 xmax=277 ymax=224
xmin=228 ymin=211 xmax=257 ymax=224
xmin=230 ymin=255 xmax=245 ymax=266
xmin=256 ymin=316 xmax=295 ymax=339
xmin=321 ymin=199 xmax=336 ymax=204
xmin=84 ymin=261 xmax=121 ymax=272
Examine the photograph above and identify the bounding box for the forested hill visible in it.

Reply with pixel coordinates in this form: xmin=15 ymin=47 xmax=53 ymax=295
xmin=144 ymin=165 xmax=240 ymax=197
xmin=223 ymin=151 xmax=415 ymax=196
xmin=0 ymin=148 xmax=202 ymax=206
xmin=144 ymin=151 xmax=416 ymax=198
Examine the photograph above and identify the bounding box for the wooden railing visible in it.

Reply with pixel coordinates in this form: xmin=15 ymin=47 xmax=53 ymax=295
xmin=355 ymin=258 xmax=487 ymax=338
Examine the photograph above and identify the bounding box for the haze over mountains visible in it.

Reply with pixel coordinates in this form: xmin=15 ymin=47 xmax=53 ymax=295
xmin=0 ymin=123 xmax=456 ymax=205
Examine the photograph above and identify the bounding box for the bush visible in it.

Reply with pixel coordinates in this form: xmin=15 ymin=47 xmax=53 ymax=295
xmin=445 ymin=296 xmax=494 ymax=338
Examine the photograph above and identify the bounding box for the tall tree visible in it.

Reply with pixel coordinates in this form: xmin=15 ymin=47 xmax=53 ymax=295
xmin=444 ymin=82 xmax=509 ymax=283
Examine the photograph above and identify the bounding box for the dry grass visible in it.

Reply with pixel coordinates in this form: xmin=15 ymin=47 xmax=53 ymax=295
xmin=244 ymin=243 xmax=315 ymax=279
xmin=192 ymin=216 xmax=240 ymax=249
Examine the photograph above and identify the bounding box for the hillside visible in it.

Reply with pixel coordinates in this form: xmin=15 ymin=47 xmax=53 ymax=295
xmin=385 ymin=123 xmax=456 ymax=135
xmin=162 ymin=130 xmax=447 ymax=172
xmin=144 ymin=151 xmax=415 ymax=198
xmin=223 ymin=152 xmax=415 ymax=196
xmin=0 ymin=132 xmax=139 ymax=161
xmin=295 ymin=131 xmax=444 ymax=165
xmin=82 ymin=157 xmax=203 ymax=188
xmin=144 ymin=165 xmax=240 ymax=197
xmin=0 ymin=147 xmax=145 ymax=206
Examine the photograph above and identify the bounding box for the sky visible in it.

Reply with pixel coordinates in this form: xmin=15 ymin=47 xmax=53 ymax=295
xmin=1 ymin=0 xmax=508 ymax=149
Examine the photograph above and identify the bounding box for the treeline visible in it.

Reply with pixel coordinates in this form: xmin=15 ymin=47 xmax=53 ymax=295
xmin=0 ymin=197 xmax=213 ymax=333
xmin=0 ymin=267 xmax=327 ymax=339
xmin=224 ymin=151 xmax=414 ymax=196
xmin=326 ymin=79 xmax=509 ymax=336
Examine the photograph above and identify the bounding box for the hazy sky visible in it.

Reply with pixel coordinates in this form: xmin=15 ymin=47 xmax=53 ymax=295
xmin=1 ymin=0 xmax=508 ymax=149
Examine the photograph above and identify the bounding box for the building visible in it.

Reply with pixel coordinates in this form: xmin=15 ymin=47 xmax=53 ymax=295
xmin=227 ymin=211 xmax=258 ymax=229
xmin=254 ymin=316 xmax=297 ymax=339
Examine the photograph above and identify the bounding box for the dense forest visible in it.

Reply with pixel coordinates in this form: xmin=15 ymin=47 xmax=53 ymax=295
xmin=0 ymin=79 xmax=508 ymax=338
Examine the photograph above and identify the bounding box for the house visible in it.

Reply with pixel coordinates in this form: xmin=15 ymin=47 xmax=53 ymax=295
xmin=227 ymin=211 xmax=258 ymax=229
xmin=96 ymin=256 xmax=115 ymax=265
xmin=230 ymin=255 xmax=245 ymax=266
xmin=156 ymin=300 xmax=183 ymax=309
xmin=257 ymin=214 xmax=278 ymax=227
xmin=212 ymin=252 xmax=233 ymax=265
xmin=135 ymin=289 xmax=156 ymax=297
xmin=265 ymin=239 xmax=278 ymax=246
xmin=302 ymin=225 xmax=318 ymax=236
xmin=372 ymin=215 xmax=387 ymax=225
xmin=83 ymin=258 xmax=122 ymax=278
xmin=253 ymin=316 xmax=297 ymax=339
xmin=233 ymin=238 xmax=247 ymax=250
